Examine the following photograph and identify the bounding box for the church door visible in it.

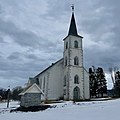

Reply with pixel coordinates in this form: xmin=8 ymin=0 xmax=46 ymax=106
xmin=73 ymin=87 xmax=80 ymax=101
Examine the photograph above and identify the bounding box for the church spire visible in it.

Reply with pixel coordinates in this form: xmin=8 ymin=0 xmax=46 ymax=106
xmin=68 ymin=5 xmax=78 ymax=36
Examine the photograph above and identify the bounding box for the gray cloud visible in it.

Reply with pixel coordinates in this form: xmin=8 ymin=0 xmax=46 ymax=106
xmin=0 ymin=37 xmax=5 ymax=43
xmin=79 ymin=0 xmax=120 ymax=73
xmin=0 ymin=0 xmax=120 ymax=89
xmin=7 ymin=52 xmax=22 ymax=60
xmin=0 ymin=18 xmax=41 ymax=48
xmin=0 ymin=17 xmax=62 ymax=53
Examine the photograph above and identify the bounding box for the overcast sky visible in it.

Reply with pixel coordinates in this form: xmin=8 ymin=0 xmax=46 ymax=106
xmin=0 ymin=0 xmax=119 ymax=89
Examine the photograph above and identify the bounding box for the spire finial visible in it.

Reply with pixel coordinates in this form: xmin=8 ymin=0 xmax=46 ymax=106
xmin=71 ymin=4 xmax=74 ymax=13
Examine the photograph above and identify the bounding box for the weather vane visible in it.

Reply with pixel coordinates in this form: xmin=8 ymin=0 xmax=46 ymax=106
xmin=71 ymin=4 xmax=74 ymax=13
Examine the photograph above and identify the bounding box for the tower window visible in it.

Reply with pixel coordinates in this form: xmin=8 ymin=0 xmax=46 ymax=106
xmin=74 ymin=56 xmax=79 ymax=65
xmin=66 ymin=42 xmax=68 ymax=49
xmin=74 ymin=41 xmax=78 ymax=48
xmin=74 ymin=75 xmax=79 ymax=84
xmin=65 ymin=57 xmax=67 ymax=66
xmin=64 ymin=75 xmax=66 ymax=86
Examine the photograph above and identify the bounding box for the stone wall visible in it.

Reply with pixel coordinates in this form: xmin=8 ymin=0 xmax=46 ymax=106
xmin=20 ymin=93 xmax=41 ymax=107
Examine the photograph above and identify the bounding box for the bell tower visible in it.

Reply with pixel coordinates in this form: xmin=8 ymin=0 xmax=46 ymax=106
xmin=63 ymin=5 xmax=85 ymax=100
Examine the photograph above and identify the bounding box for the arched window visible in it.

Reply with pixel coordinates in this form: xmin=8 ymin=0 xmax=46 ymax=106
xmin=64 ymin=75 xmax=66 ymax=86
xmin=64 ymin=89 xmax=66 ymax=95
xmin=43 ymin=77 xmax=45 ymax=92
xmin=74 ymin=41 xmax=78 ymax=48
xmin=40 ymin=78 xmax=42 ymax=89
xmin=66 ymin=42 xmax=68 ymax=49
xmin=74 ymin=75 xmax=79 ymax=84
xmin=73 ymin=86 xmax=80 ymax=100
xmin=74 ymin=56 xmax=79 ymax=65
xmin=65 ymin=57 xmax=67 ymax=66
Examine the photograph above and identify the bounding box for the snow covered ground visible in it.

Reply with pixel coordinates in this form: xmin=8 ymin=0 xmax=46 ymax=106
xmin=0 ymin=99 xmax=120 ymax=120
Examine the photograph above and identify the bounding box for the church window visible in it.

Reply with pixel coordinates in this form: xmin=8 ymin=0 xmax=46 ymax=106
xmin=64 ymin=76 xmax=66 ymax=86
xmin=65 ymin=57 xmax=67 ymax=66
xmin=74 ymin=56 xmax=79 ymax=65
xmin=66 ymin=42 xmax=68 ymax=49
xmin=40 ymin=78 xmax=42 ymax=89
xmin=74 ymin=75 xmax=79 ymax=84
xmin=74 ymin=40 xmax=78 ymax=48
xmin=64 ymin=89 xmax=66 ymax=95
xmin=43 ymin=77 xmax=45 ymax=92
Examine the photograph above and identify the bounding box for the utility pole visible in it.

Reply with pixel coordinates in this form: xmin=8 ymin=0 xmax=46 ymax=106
xmin=7 ymin=87 xmax=10 ymax=108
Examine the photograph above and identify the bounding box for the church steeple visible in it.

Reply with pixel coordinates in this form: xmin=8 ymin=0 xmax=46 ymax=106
xmin=63 ymin=5 xmax=89 ymax=101
xmin=68 ymin=5 xmax=78 ymax=36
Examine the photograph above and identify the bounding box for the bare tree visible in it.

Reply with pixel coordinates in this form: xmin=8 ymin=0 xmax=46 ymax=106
xmin=109 ymin=66 xmax=120 ymax=97
xmin=109 ymin=67 xmax=115 ymax=85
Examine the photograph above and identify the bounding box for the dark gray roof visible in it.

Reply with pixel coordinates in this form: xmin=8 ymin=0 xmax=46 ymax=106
xmin=68 ymin=13 xmax=78 ymax=36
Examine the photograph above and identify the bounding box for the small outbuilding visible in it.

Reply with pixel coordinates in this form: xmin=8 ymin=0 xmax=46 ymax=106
xmin=19 ymin=83 xmax=44 ymax=107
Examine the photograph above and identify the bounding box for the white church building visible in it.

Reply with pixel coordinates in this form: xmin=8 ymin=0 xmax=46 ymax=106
xmin=24 ymin=7 xmax=90 ymax=102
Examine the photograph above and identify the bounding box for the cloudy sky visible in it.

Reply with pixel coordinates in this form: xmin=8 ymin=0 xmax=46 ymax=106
xmin=0 ymin=0 xmax=119 ymax=89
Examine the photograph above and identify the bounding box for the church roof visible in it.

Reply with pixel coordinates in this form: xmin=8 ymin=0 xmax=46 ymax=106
xmin=34 ymin=58 xmax=63 ymax=78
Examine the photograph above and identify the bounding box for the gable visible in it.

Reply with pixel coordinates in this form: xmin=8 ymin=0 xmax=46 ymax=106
xmin=27 ymin=85 xmax=41 ymax=93
xmin=19 ymin=83 xmax=44 ymax=95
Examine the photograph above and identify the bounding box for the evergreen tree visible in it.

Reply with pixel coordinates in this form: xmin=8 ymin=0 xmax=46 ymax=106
xmin=89 ymin=67 xmax=107 ymax=98
xmin=96 ymin=67 xmax=107 ymax=97
xmin=114 ymin=71 xmax=120 ymax=97
xmin=0 ymin=88 xmax=8 ymax=100
xmin=11 ymin=86 xmax=23 ymax=100
xmin=89 ymin=68 xmax=97 ymax=98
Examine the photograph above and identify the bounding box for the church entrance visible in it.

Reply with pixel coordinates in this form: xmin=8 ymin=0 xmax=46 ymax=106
xmin=73 ymin=87 xmax=80 ymax=101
